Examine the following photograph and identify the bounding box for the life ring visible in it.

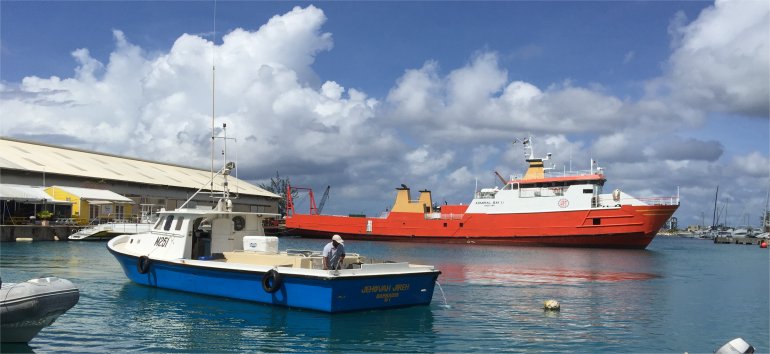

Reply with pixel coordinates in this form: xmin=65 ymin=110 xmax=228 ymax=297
xmin=137 ymin=256 xmax=151 ymax=274
xmin=261 ymin=269 xmax=282 ymax=293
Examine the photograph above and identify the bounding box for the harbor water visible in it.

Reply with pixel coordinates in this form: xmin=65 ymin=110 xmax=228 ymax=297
xmin=1 ymin=237 xmax=768 ymax=353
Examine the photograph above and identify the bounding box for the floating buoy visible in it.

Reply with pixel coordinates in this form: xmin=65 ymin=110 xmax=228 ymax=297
xmin=543 ymin=299 xmax=560 ymax=311
xmin=760 ymin=241 xmax=767 ymax=249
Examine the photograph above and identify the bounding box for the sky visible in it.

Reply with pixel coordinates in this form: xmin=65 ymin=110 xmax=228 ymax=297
xmin=1 ymin=1 xmax=768 ymax=228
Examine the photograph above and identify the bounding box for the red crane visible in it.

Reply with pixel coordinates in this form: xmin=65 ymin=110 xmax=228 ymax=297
xmin=286 ymin=185 xmax=330 ymax=216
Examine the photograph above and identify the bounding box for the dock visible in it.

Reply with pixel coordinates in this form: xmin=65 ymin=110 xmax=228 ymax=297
xmin=713 ymin=237 xmax=765 ymax=245
xmin=0 ymin=225 xmax=85 ymax=242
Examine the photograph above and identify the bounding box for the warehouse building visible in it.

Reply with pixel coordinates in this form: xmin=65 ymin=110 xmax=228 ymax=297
xmin=1 ymin=137 xmax=280 ymax=225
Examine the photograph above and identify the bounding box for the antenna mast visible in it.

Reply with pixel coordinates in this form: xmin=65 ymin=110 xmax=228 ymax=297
xmin=210 ymin=0 xmax=217 ymax=205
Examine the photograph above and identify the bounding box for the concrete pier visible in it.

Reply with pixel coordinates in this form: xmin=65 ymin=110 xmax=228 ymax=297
xmin=0 ymin=225 xmax=84 ymax=242
xmin=714 ymin=237 xmax=765 ymax=245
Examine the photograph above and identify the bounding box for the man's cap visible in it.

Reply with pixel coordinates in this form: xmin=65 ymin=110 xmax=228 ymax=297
xmin=332 ymin=234 xmax=344 ymax=243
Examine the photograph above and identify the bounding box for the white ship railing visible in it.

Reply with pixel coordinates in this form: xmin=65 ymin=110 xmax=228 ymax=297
xmin=542 ymin=169 xmax=603 ymax=178
xmin=635 ymin=196 xmax=680 ymax=206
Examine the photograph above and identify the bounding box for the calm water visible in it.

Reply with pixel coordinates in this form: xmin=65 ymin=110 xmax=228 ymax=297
xmin=1 ymin=237 xmax=768 ymax=353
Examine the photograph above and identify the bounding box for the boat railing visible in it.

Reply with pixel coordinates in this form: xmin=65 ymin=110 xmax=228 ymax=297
xmin=596 ymin=195 xmax=679 ymax=207
xmin=543 ymin=169 xmax=603 ymax=178
xmin=636 ymin=196 xmax=680 ymax=206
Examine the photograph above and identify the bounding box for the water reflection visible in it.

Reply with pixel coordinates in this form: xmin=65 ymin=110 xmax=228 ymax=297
xmin=0 ymin=343 xmax=34 ymax=353
xmin=436 ymin=247 xmax=660 ymax=285
xmin=113 ymin=283 xmax=437 ymax=352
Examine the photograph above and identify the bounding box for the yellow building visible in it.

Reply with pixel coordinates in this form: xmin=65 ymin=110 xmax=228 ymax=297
xmin=45 ymin=186 xmax=135 ymax=223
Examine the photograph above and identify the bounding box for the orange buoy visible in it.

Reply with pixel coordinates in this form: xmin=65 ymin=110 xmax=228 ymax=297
xmin=760 ymin=241 xmax=767 ymax=248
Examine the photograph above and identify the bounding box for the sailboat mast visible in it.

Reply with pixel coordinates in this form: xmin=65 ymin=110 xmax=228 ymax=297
xmin=712 ymin=185 xmax=719 ymax=228
xmin=761 ymin=189 xmax=770 ymax=232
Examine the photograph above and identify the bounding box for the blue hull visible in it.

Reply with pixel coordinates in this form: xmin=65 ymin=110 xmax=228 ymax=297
xmin=108 ymin=250 xmax=440 ymax=313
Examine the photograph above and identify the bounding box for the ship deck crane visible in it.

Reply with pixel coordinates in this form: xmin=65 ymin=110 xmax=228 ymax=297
xmin=317 ymin=186 xmax=330 ymax=214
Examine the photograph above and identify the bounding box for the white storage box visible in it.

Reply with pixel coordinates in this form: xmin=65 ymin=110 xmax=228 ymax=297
xmin=243 ymin=236 xmax=279 ymax=253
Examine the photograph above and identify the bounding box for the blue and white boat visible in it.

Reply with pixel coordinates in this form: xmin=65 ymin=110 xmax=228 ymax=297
xmin=107 ymin=162 xmax=441 ymax=313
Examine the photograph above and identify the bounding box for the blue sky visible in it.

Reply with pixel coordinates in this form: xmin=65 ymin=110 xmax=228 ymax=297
xmin=1 ymin=1 xmax=768 ymax=228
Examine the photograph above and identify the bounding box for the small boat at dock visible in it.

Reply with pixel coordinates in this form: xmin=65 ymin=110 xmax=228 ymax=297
xmin=107 ymin=159 xmax=441 ymax=313
xmin=1 ymin=277 xmax=80 ymax=343
xmin=69 ymin=204 xmax=159 ymax=241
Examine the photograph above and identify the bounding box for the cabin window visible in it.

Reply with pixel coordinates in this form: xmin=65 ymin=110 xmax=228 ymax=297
xmin=443 ymin=223 xmax=448 ymax=227
xmin=164 ymin=215 xmax=175 ymax=231
xmin=583 ymin=189 xmax=593 ymax=194
xmin=154 ymin=216 xmax=165 ymax=230
xmin=593 ymin=218 xmax=601 ymax=225
xmin=175 ymin=216 xmax=185 ymax=231
xmin=460 ymin=223 xmax=464 ymax=228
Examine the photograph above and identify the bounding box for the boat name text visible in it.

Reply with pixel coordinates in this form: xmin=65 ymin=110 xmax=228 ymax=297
xmin=154 ymin=236 xmax=170 ymax=247
xmin=474 ymin=201 xmax=504 ymax=206
xmin=361 ymin=283 xmax=410 ymax=302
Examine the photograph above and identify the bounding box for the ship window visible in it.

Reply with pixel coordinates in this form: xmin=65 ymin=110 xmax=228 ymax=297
xmin=175 ymin=217 xmax=185 ymax=230
xmin=443 ymin=223 xmax=447 ymax=227
xmin=154 ymin=216 xmax=165 ymax=230
xmin=583 ymin=189 xmax=593 ymax=194
xmin=164 ymin=215 xmax=175 ymax=231
xmin=460 ymin=223 xmax=464 ymax=228
xmin=593 ymin=218 xmax=601 ymax=225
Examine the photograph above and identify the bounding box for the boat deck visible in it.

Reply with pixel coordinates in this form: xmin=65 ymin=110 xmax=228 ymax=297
xmin=221 ymin=250 xmax=364 ymax=269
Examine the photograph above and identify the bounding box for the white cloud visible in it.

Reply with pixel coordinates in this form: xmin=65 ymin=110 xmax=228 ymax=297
xmin=664 ymin=0 xmax=769 ymax=117
xmin=1 ymin=5 xmax=391 ymax=174
xmin=1 ymin=2 xmax=767 ymax=227
xmin=386 ymin=61 xmax=443 ymax=122
xmin=404 ymin=145 xmax=454 ymax=177
xmin=731 ymin=151 xmax=770 ymax=177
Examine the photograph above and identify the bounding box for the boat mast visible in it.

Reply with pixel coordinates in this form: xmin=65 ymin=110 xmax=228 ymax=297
xmin=760 ymin=189 xmax=770 ymax=232
xmin=712 ymin=185 xmax=718 ymax=228
xmin=210 ymin=0 xmax=217 ymax=206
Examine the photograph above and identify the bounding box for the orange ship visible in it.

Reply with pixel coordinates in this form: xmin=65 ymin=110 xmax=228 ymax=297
xmin=285 ymin=137 xmax=679 ymax=249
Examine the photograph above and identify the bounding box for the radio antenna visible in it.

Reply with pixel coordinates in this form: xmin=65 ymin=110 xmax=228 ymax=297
xmin=210 ymin=0 xmax=217 ymax=205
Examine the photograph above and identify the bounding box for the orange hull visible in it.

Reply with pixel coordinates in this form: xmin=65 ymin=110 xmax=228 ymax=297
xmin=285 ymin=204 xmax=678 ymax=249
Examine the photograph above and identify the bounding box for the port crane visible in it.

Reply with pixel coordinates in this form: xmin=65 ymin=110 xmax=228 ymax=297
xmin=286 ymin=185 xmax=330 ymax=216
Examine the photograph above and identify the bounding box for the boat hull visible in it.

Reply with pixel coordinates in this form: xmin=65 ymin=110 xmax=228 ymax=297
xmin=108 ymin=249 xmax=440 ymax=313
xmin=286 ymin=205 xmax=678 ymax=249
xmin=1 ymin=278 xmax=80 ymax=343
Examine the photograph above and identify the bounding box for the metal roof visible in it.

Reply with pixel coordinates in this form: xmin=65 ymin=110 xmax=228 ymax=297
xmin=0 ymin=138 xmax=280 ymax=199
xmin=0 ymin=184 xmax=71 ymax=204
xmin=51 ymin=186 xmax=135 ymax=203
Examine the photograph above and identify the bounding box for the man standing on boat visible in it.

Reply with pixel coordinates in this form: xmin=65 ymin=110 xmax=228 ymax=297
xmin=323 ymin=234 xmax=346 ymax=270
